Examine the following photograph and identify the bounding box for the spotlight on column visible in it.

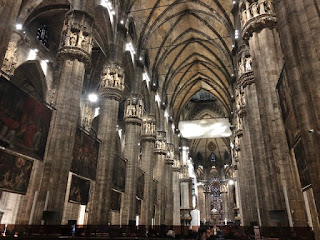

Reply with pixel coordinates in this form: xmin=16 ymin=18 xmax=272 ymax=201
xmin=88 ymin=93 xmax=98 ymax=103
xmin=228 ymin=180 xmax=235 ymax=185
xmin=15 ymin=23 xmax=23 ymax=30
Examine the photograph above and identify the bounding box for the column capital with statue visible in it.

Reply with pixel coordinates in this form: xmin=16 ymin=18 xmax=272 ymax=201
xmin=240 ymin=0 xmax=277 ymax=42
xmin=58 ymin=10 xmax=94 ymax=65
xmin=124 ymin=95 xmax=144 ymax=124
xmin=141 ymin=115 xmax=156 ymax=141
xmin=99 ymin=63 xmax=125 ymax=100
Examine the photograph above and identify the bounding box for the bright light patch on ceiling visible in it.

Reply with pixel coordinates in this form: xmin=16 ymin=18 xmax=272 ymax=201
xmin=179 ymin=118 xmax=232 ymax=139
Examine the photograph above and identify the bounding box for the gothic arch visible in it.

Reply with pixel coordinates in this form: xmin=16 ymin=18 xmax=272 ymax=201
xmin=13 ymin=60 xmax=48 ymax=101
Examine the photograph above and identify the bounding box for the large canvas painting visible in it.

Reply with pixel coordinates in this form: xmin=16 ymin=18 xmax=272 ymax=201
xmin=0 ymin=76 xmax=52 ymax=160
xmin=294 ymin=140 xmax=311 ymax=188
xmin=110 ymin=190 xmax=121 ymax=212
xmin=136 ymin=168 xmax=144 ymax=200
xmin=0 ymin=149 xmax=33 ymax=194
xmin=112 ymin=154 xmax=126 ymax=192
xmin=71 ymin=128 xmax=99 ymax=180
xmin=69 ymin=174 xmax=90 ymax=205
xmin=277 ymin=69 xmax=299 ymax=148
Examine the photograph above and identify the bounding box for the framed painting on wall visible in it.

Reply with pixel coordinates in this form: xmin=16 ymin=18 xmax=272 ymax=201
xmin=70 ymin=128 xmax=99 ymax=180
xmin=69 ymin=174 xmax=90 ymax=205
xmin=0 ymin=76 xmax=52 ymax=160
xmin=0 ymin=149 xmax=33 ymax=194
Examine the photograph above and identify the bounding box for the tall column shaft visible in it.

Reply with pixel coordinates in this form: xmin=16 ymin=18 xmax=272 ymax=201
xmin=241 ymin=1 xmax=308 ymax=226
xmin=203 ymin=182 xmax=211 ymax=223
xmin=274 ymin=0 xmax=320 ymax=225
xmin=172 ymin=156 xmax=181 ymax=226
xmin=89 ymin=63 xmax=124 ymax=224
xmin=33 ymin=11 xmax=93 ymax=224
xmin=121 ymin=97 xmax=143 ymax=225
xmin=164 ymin=159 xmax=174 ymax=225
xmin=235 ymin=52 xmax=260 ymax=226
xmin=140 ymin=116 xmax=156 ymax=226
xmin=197 ymin=185 xmax=206 ymax=223
xmin=153 ymin=131 xmax=166 ymax=225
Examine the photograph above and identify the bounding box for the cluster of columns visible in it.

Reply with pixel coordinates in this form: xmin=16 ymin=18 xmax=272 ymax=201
xmin=0 ymin=6 xmax=182 ymax=227
xmin=235 ymin=0 xmax=311 ymax=228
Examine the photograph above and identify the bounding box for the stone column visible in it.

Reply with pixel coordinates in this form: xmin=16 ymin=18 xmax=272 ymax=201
xmin=233 ymin=50 xmax=260 ymax=226
xmin=180 ymin=144 xmax=192 ymax=226
xmin=164 ymin=143 xmax=174 ymax=226
xmin=88 ymin=63 xmax=124 ymax=224
xmin=197 ymin=184 xmax=206 ymax=224
xmin=227 ymin=184 xmax=235 ymax=223
xmin=220 ymin=182 xmax=229 ymax=223
xmin=274 ymin=0 xmax=320 ymax=226
xmin=0 ymin=0 xmax=22 ymax=67
xmin=153 ymin=131 xmax=167 ymax=225
xmin=241 ymin=0 xmax=307 ymax=226
xmin=33 ymin=10 xmax=93 ymax=224
xmin=203 ymin=180 xmax=211 ymax=224
xmin=172 ymin=152 xmax=181 ymax=226
xmin=121 ymin=96 xmax=143 ymax=225
xmin=140 ymin=115 xmax=156 ymax=226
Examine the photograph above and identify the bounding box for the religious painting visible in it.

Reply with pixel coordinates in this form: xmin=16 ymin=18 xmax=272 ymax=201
xmin=69 ymin=175 xmax=90 ymax=205
xmin=276 ymin=68 xmax=299 ymax=148
xmin=112 ymin=154 xmax=126 ymax=192
xmin=0 ymin=76 xmax=52 ymax=160
xmin=136 ymin=198 xmax=141 ymax=215
xmin=0 ymin=149 xmax=33 ymax=194
xmin=136 ymin=168 xmax=144 ymax=200
xmin=70 ymin=128 xmax=99 ymax=180
xmin=110 ymin=190 xmax=121 ymax=212
xmin=294 ymin=140 xmax=311 ymax=188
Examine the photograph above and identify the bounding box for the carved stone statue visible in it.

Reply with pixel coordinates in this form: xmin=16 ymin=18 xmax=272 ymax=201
xmin=242 ymin=10 xmax=247 ymax=25
xmin=245 ymin=58 xmax=252 ymax=72
xmin=69 ymin=32 xmax=77 ymax=46
xmin=267 ymin=0 xmax=274 ymax=13
xmin=259 ymin=1 xmax=266 ymax=14
xmin=252 ymin=3 xmax=259 ymax=17
xmin=241 ymin=92 xmax=246 ymax=107
xmin=81 ymin=35 xmax=88 ymax=49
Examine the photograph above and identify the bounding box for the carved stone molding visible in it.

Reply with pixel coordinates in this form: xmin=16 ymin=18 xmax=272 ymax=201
xmin=99 ymin=63 xmax=125 ymax=100
xmin=141 ymin=115 xmax=156 ymax=140
xmin=235 ymin=136 xmax=241 ymax=151
xmin=58 ymin=10 xmax=94 ymax=65
xmin=233 ymin=148 xmax=240 ymax=163
xmin=165 ymin=159 xmax=174 ymax=165
xmin=154 ymin=139 xmax=166 ymax=154
xmin=1 ymin=32 xmax=21 ymax=75
xmin=240 ymin=1 xmax=277 ymax=41
xmin=166 ymin=143 xmax=175 ymax=160
xmin=239 ymin=71 xmax=255 ymax=88
xmin=235 ymin=116 xmax=243 ymax=137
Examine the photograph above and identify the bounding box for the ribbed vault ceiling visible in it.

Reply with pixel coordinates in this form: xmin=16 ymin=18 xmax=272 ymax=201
xmin=125 ymin=0 xmax=234 ymax=122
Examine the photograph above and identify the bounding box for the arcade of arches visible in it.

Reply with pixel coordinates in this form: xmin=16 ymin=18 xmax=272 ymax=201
xmin=0 ymin=0 xmax=320 ymax=237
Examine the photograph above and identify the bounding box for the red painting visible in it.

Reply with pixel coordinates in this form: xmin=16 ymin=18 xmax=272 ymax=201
xmin=0 ymin=76 xmax=52 ymax=160
xmin=71 ymin=128 xmax=99 ymax=180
